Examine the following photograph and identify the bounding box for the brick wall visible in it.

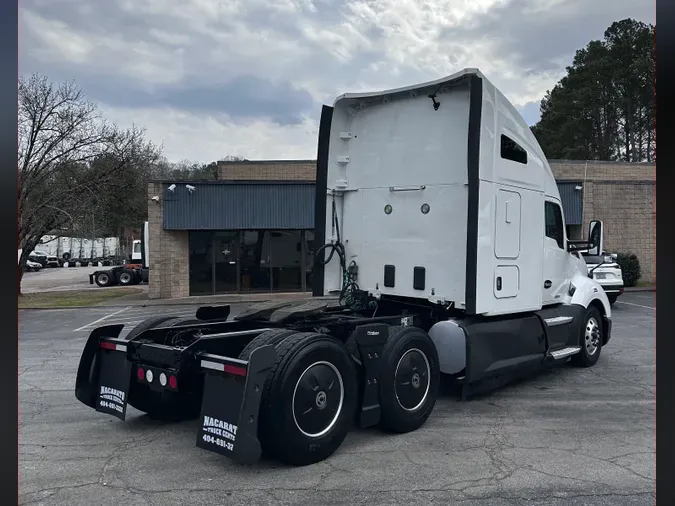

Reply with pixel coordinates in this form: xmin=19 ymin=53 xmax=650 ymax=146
xmin=147 ymin=182 xmax=190 ymax=299
xmin=551 ymin=160 xmax=656 ymax=282
xmin=217 ymin=160 xmax=316 ymax=181
xmin=150 ymin=159 xmax=655 ymax=298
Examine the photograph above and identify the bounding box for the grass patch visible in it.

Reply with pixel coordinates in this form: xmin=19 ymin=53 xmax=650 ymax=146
xmin=19 ymin=287 xmax=143 ymax=308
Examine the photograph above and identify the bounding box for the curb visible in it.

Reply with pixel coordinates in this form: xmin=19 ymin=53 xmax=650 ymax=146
xmin=624 ymin=286 xmax=656 ymax=292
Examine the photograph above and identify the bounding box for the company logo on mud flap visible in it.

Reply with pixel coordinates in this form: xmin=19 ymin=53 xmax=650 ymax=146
xmin=99 ymin=385 xmax=125 ymax=413
xmin=366 ymin=330 xmax=380 ymax=336
xmin=202 ymin=416 xmax=237 ymax=451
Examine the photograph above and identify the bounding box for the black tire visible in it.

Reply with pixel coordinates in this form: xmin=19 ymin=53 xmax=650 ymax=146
xmin=238 ymin=328 xmax=298 ymax=360
xmin=607 ymin=294 xmax=618 ymax=305
xmin=126 ymin=315 xmax=180 ymax=341
xmin=257 ymin=332 xmax=358 ymax=466
xmin=118 ymin=269 xmax=136 ymax=286
xmin=570 ymin=306 xmax=603 ymax=367
xmin=94 ymin=271 xmax=113 ymax=287
xmin=169 ymin=318 xmax=204 ymax=327
xmin=376 ymin=326 xmax=440 ymax=433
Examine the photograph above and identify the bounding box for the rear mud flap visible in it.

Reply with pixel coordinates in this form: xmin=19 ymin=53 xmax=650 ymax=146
xmin=195 ymin=345 xmax=277 ymax=464
xmin=75 ymin=325 xmax=125 ymax=409
xmin=95 ymin=338 xmax=133 ymax=420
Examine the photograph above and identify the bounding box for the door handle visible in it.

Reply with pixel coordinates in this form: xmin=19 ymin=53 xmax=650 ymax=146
xmin=544 ymin=280 xmax=552 ymax=289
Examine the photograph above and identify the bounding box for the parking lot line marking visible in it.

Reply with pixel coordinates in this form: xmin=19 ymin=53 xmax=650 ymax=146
xmin=616 ymin=301 xmax=655 ymax=310
xmin=74 ymin=306 xmax=131 ymax=332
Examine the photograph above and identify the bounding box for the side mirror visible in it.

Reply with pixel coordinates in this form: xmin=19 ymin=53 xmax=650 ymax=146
xmin=587 ymin=220 xmax=603 ymax=257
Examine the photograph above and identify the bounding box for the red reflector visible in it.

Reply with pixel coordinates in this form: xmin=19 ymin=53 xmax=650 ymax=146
xmin=223 ymin=364 xmax=247 ymax=377
xmin=620 ymin=288 xmax=624 ymax=294
xmin=100 ymin=341 xmax=116 ymax=350
xmin=168 ymin=375 xmax=177 ymax=389
xmin=137 ymin=368 xmax=145 ymax=381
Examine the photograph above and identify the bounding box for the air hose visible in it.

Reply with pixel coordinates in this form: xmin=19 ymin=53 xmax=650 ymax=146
xmin=314 ymin=196 xmax=368 ymax=309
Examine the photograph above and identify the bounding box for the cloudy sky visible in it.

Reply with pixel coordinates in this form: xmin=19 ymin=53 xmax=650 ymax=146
xmin=19 ymin=0 xmax=654 ymax=163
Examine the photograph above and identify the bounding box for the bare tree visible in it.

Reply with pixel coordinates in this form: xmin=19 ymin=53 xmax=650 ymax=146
xmin=18 ymin=74 xmax=161 ymax=294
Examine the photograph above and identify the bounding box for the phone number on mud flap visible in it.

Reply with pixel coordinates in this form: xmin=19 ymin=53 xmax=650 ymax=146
xmin=99 ymin=401 xmax=123 ymax=413
xmin=202 ymin=434 xmax=234 ymax=452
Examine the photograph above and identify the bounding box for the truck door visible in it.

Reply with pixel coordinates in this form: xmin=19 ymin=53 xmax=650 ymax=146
xmin=542 ymin=199 xmax=569 ymax=306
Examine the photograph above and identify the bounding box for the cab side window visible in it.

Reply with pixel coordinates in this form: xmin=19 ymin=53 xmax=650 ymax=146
xmin=545 ymin=201 xmax=564 ymax=249
xmin=501 ymin=135 xmax=528 ymax=164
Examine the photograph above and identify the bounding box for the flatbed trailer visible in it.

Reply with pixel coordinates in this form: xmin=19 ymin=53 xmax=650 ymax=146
xmin=75 ymin=68 xmax=612 ymax=466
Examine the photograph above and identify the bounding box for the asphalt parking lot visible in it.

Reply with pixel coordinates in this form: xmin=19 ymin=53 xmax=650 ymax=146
xmin=19 ymin=293 xmax=655 ymax=505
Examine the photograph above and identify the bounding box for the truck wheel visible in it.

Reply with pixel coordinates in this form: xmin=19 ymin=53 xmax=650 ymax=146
xmin=375 ymin=326 xmax=440 ymax=433
xmin=94 ymin=272 xmax=113 ymax=287
xmin=118 ymin=269 xmax=135 ymax=286
xmin=257 ymin=332 xmax=358 ymax=466
xmin=570 ymin=306 xmax=603 ymax=367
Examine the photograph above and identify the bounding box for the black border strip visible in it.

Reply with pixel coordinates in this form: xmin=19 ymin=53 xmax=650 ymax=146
xmin=312 ymin=105 xmax=333 ymax=296
xmin=464 ymin=74 xmax=483 ymax=315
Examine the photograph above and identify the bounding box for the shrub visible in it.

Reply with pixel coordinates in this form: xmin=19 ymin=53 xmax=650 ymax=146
xmin=615 ymin=252 xmax=641 ymax=287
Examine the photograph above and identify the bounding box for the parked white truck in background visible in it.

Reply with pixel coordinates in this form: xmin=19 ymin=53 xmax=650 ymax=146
xmin=89 ymin=222 xmax=149 ymax=287
xmin=76 ymin=68 xmax=611 ymax=467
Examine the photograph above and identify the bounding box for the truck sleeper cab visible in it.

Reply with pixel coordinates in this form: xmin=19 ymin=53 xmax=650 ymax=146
xmin=75 ymin=68 xmax=612 ymax=467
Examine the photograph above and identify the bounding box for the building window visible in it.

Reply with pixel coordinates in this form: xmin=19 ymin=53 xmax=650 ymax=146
xmin=501 ymin=135 xmax=528 ymax=165
xmin=239 ymin=231 xmax=271 ymax=292
xmin=188 ymin=231 xmax=214 ymax=296
xmin=545 ymin=201 xmax=564 ymax=249
xmin=270 ymin=231 xmax=303 ymax=291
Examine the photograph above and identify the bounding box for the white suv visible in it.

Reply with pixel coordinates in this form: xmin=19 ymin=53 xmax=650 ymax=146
xmin=583 ymin=252 xmax=624 ymax=305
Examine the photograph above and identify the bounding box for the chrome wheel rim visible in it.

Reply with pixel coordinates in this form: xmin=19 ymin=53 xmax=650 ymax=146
xmin=98 ymin=274 xmax=109 ymax=284
xmin=120 ymin=273 xmax=131 ymax=283
xmin=585 ymin=317 xmax=601 ymax=355
xmin=394 ymin=348 xmax=431 ymax=412
xmin=292 ymin=361 xmax=344 ymax=438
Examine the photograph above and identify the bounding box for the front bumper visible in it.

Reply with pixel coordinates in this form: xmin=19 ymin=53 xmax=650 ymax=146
xmin=599 ymin=282 xmax=624 ymax=295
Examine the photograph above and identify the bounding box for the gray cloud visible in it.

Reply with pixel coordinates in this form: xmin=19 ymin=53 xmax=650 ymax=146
xmin=444 ymin=0 xmax=654 ymax=73
xmin=18 ymin=0 xmax=656 ymax=161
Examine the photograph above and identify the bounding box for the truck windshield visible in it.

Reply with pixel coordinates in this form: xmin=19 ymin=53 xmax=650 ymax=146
xmin=133 ymin=242 xmax=141 ymax=253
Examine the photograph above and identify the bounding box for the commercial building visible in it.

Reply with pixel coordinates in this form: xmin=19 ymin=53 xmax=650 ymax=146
xmin=147 ymin=159 xmax=654 ymax=299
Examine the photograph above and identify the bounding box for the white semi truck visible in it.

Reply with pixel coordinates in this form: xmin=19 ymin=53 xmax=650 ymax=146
xmin=88 ymin=222 xmax=149 ymax=287
xmin=75 ymin=68 xmax=611 ymax=467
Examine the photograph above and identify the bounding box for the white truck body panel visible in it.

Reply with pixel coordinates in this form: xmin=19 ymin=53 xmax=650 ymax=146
xmin=321 ymin=68 xmax=608 ymax=317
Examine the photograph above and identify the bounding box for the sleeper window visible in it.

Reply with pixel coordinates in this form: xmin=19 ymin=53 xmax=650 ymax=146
xmin=501 ymin=135 xmax=528 ymax=165
xmin=545 ymin=201 xmax=564 ymax=249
